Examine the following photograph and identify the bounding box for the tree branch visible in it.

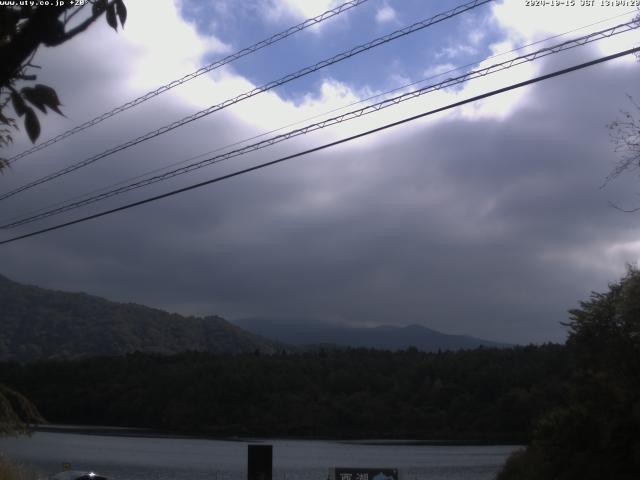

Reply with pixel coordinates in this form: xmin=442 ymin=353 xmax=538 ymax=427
xmin=46 ymin=1 xmax=117 ymax=46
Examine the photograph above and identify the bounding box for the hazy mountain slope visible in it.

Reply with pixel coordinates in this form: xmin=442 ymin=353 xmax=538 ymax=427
xmin=234 ymin=317 xmax=510 ymax=351
xmin=0 ymin=274 xmax=281 ymax=362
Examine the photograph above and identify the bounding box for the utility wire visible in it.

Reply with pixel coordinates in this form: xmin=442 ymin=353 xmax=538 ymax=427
xmin=7 ymin=8 xmax=631 ymax=227
xmin=3 ymin=20 xmax=636 ymax=229
xmin=6 ymin=0 xmax=372 ymax=164
xmin=356 ymin=9 xmax=638 ymax=101
xmin=0 ymin=0 xmax=493 ymax=202
xmin=1 ymin=46 xmax=637 ymax=246
xmin=5 ymin=7 xmax=632 ymax=229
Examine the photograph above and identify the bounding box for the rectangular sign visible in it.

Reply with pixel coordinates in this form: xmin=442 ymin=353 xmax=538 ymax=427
xmin=331 ymin=467 xmax=399 ymax=480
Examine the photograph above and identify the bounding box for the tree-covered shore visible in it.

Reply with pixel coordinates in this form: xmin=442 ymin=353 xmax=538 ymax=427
xmin=0 ymin=343 xmax=568 ymax=442
xmin=2 ymin=269 xmax=638 ymax=479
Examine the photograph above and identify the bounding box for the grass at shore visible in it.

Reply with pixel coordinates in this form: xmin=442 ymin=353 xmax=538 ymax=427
xmin=0 ymin=454 xmax=41 ymax=480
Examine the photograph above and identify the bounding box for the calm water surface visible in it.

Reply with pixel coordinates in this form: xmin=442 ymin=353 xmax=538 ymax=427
xmin=0 ymin=431 xmax=520 ymax=480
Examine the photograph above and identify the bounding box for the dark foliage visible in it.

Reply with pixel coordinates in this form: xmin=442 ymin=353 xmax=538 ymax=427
xmin=497 ymin=267 xmax=640 ymax=480
xmin=0 ymin=274 xmax=282 ymax=361
xmin=0 ymin=0 xmax=126 ymax=166
xmin=0 ymin=344 xmax=569 ymax=441
xmin=0 ymin=383 xmax=44 ymax=436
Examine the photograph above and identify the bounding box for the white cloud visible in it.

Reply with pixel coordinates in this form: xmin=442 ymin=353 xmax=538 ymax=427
xmin=389 ymin=72 xmax=412 ymax=87
xmin=121 ymin=0 xmax=231 ymax=92
xmin=261 ymin=0 xmax=341 ymax=23
xmin=492 ymin=1 xmax=636 ymax=40
xmin=423 ymin=63 xmax=457 ymax=79
xmin=419 ymin=2 xmax=639 ymax=123
xmin=491 ymin=1 xmax=640 ymax=58
xmin=300 ymin=79 xmax=362 ymax=111
xmin=468 ymin=29 xmax=485 ymax=45
xmin=436 ymin=43 xmax=477 ymax=59
xmin=540 ymin=238 xmax=640 ymax=279
xmin=375 ymin=4 xmax=397 ymax=25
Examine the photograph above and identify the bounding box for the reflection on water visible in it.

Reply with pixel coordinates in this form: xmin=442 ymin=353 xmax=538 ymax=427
xmin=0 ymin=431 xmax=519 ymax=480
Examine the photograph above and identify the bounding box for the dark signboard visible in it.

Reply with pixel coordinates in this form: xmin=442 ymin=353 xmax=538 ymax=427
xmin=332 ymin=468 xmax=399 ymax=480
xmin=247 ymin=444 xmax=272 ymax=480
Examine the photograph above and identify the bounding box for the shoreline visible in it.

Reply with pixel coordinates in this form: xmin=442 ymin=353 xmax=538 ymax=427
xmin=32 ymin=424 xmax=523 ymax=446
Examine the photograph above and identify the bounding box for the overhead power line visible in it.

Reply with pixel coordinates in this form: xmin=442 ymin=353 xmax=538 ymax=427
xmin=7 ymin=13 xmax=622 ymax=232
xmin=1 ymin=45 xmax=637 ymax=247
xmin=0 ymin=0 xmax=493 ymax=203
xmin=7 ymin=8 xmax=630 ymax=228
xmin=3 ymin=19 xmax=636 ymax=229
xmin=6 ymin=0 xmax=372 ymax=165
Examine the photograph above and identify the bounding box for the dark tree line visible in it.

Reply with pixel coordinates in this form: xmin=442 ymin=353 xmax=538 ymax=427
xmin=0 ymin=344 xmax=569 ymax=442
xmin=3 ymin=269 xmax=639 ymax=480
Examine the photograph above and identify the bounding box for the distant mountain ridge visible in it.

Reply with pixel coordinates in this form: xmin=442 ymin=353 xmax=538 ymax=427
xmin=233 ymin=317 xmax=510 ymax=351
xmin=0 ymin=274 xmax=281 ymax=362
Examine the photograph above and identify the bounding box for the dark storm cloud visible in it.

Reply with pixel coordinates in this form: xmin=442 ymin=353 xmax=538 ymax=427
xmin=1 ymin=7 xmax=639 ymax=345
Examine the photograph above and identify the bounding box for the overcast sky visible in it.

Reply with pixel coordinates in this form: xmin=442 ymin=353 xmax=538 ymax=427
xmin=1 ymin=0 xmax=639 ymax=344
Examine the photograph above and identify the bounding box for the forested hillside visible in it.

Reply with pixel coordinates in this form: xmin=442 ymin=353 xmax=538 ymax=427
xmin=0 ymin=274 xmax=281 ymax=361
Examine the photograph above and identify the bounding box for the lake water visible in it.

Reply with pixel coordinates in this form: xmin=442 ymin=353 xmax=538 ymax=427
xmin=0 ymin=431 xmax=520 ymax=480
